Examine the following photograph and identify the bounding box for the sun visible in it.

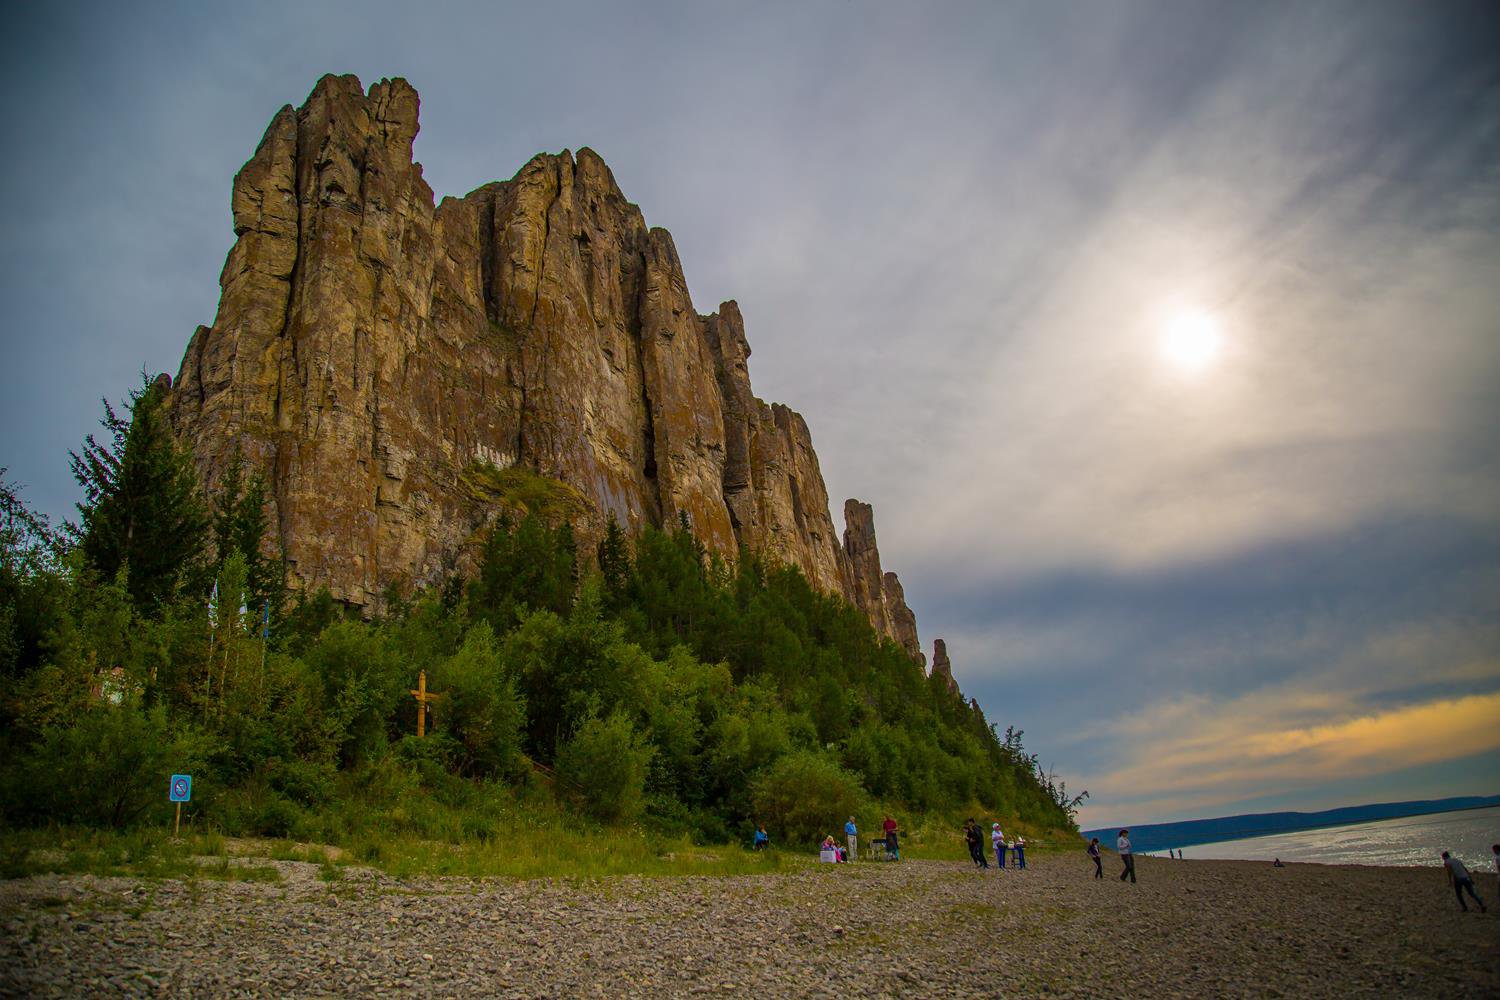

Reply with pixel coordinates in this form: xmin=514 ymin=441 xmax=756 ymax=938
xmin=1159 ymin=307 xmax=1222 ymax=373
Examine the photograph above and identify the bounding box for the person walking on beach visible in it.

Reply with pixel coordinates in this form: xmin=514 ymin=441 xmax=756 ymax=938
xmin=845 ymin=816 xmax=859 ymax=861
xmin=965 ymin=819 xmax=989 ymax=868
xmin=1118 ymin=829 xmax=1136 ymax=883
xmin=992 ymin=823 xmax=1006 ymax=869
xmin=1088 ymin=837 xmax=1103 ymax=878
xmin=1442 ymin=851 xmax=1487 ymax=912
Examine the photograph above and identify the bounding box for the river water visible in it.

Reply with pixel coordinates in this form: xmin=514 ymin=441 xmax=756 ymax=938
xmin=1181 ymin=805 xmax=1500 ymax=869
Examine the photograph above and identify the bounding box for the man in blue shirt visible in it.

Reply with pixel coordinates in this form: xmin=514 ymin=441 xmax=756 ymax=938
xmin=845 ymin=817 xmax=859 ymax=861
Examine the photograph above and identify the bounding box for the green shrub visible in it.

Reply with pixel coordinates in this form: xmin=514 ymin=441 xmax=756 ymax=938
xmin=267 ymin=757 xmax=336 ymax=806
xmin=428 ymin=622 xmax=526 ymax=778
xmin=302 ymin=620 xmax=404 ymax=766
xmin=750 ymin=750 xmax=870 ymax=848
xmin=555 ymin=710 xmax=653 ymax=822
xmin=4 ymin=701 xmax=215 ymax=828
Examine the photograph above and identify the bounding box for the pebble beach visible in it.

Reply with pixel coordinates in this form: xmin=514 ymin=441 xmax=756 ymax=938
xmin=3 ymin=851 xmax=1497 ymax=998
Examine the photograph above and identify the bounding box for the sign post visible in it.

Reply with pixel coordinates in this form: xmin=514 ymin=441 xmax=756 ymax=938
xmin=169 ymin=774 xmax=192 ymax=837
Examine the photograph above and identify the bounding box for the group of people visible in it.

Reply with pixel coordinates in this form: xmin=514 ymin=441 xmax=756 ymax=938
xmin=1084 ymin=830 xmax=1137 ymax=882
xmin=814 ymin=816 xmax=902 ymax=861
xmin=963 ymin=818 xmax=1026 ymax=869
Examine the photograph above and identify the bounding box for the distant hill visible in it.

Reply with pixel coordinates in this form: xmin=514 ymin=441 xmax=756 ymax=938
xmin=1083 ymin=795 xmax=1500 ymax=854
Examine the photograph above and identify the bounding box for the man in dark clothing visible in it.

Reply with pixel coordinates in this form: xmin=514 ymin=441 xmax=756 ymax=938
xmin=1088 ymin=837 xmax=1103 ymax=879
xmin=964 ymin=819 xmax=989 ymax=868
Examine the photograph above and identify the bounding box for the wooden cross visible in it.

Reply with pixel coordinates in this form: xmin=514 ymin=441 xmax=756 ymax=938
xmin=410 ymin=670 xmax=442 ymax=737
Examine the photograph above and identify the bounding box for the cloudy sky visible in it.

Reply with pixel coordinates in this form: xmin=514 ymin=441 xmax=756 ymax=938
xmin=2 ymin=1 xmax=1496 ymax=825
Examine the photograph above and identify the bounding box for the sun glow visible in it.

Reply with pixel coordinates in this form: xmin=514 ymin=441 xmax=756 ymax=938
xmin=1159 ymin=308 xmax=1222 ymax=373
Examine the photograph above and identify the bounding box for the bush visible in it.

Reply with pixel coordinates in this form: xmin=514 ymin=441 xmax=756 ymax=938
xmin=750 ymin=750 xmax=870 ymax=848
xmin=555 ymin=711 xmax=653 ymax=822
xmin=428 ymin=623 xmax=526 ymax=778
xmin=4 ymin=701 xmax=215 ymax=828
xmin=302 ymin=620 xmax=404 ymax=766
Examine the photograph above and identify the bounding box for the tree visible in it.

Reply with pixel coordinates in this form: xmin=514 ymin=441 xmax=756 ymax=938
xmin=70 ymin=375 xmax=208 ymax=611
xmin=469 ymin=512 xmax=578 ymax=630
xmin=596 ymin=514 xmax=630 ymax=609
xmin=429 ymin=622 xmax=526 ymax=778
xmin=0 ymin=469 xmax=63 ymax=677
xmin=211 ymin=450 xmax=284 ymax=616
xmin=555 ymin=710 xmax=654 ymax=822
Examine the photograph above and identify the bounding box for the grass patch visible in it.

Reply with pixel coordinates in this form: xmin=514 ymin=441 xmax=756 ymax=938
xmin=947 ymin=901 xmax=999 ymax=921
xmin=0 ymin=827 xmax=280 ymax=883
xmin=460 ymin=462 xmax=593 ymax=523
xmin=0 ymin=769 xmax=1072 ymax=884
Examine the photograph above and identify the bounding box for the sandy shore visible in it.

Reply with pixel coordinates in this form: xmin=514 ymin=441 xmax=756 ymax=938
xmin=2 ymin=852 xmax=1497 ymax=997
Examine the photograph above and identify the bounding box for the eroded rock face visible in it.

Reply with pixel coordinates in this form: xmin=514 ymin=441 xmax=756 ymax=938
xmin=171 ymin=74 xmax=922 ymax=656
xmin=842 ymin=500 xmax=922 ymax=664
xmin=930 ymin=639 xmax=960 ymax=695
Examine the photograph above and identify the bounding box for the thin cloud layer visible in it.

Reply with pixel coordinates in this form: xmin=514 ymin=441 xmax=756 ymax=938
xmin=1084 ymin=690 xmax=1500 ymax=825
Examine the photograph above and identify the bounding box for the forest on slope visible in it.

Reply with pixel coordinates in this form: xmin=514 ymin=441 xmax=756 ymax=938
xmin=0 ymin=377 xmax=1079 ymax=859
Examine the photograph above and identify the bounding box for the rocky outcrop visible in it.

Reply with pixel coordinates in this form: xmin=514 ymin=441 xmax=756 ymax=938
xmin=883 ymin=572 xmax=924 ymax=668
xmin=171 ymin=74 xmax=922 ymax=656
xmin=843 ymin=500 xmax=922 ymax=664
xmin=930 ymin=639 xmax=959 ymax=694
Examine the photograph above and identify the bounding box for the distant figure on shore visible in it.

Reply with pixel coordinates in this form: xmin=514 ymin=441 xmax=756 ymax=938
xmin=1493 ymin=843 xmax=1499 ymax=897
xmin=753 ymin=824 xmax=769 ymax=851
xmin=1442 ymin=851 xmax=1487 ymax=912
xmin=1014 ymin=836 xmax=1027 ymax=869
xmin=845 ymin=816 xmax=859 ymax=862
xmin=883 ymin=815 xmax=900 ymax=860
xmin=1118 ymin=829 xmax=1136 ymax=883
xmin=964 ymin=819 xmax=989 ymax=868
xmin=1273 ymin=858 xmax=1284 ymax=868
xmin=992 ymin=823 xmax=1006 ymax=868
xmin=1088 ymin=837 xmax=1103 ymax=878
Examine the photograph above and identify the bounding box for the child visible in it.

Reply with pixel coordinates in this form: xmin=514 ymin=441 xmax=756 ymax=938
xmin=1014 ymin=836 xmax=1027 ymax=869
xmin=753 ymin=825 xmax=769 ymax=851
xmin=1088 ymin=837 xmax=1103 ymax=878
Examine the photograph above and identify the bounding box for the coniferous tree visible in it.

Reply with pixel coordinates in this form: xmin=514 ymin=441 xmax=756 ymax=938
xmin=210 ymin=450 xmax=285 ymax=617
xmin=70 ymin=375 xmax=208 ymax=612
xmin=597 ymin=514 xmax=630 ymax=608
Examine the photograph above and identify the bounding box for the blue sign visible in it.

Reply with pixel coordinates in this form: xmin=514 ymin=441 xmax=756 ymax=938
xmin=169 ymin=774 xmax=192 ymax=803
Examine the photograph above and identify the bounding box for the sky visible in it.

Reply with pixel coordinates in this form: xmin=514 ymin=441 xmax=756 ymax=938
xmin=1 ymin=1 xmax=1496 ymax=826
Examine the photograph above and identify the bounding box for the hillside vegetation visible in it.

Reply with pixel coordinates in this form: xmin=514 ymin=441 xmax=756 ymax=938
xmin=0 ymin=378 xmax=1077 ymax=873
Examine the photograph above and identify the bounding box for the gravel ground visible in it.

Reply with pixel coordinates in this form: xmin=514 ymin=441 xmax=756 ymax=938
xmin=2 ymin=852 xmax=1497 ymax=998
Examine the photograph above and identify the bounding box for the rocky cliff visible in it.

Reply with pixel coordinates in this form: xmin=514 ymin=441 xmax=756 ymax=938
xmin=170 ymin=74 xmax=924 ymax=661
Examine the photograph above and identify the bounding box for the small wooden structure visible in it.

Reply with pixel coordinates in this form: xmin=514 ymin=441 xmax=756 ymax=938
xmin=410 ymin=670 xmax=442 ymax=737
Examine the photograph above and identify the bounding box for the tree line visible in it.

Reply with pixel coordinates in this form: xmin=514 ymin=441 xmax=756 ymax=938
xmin=0 ymin=375 xmax=1080 ymax=847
